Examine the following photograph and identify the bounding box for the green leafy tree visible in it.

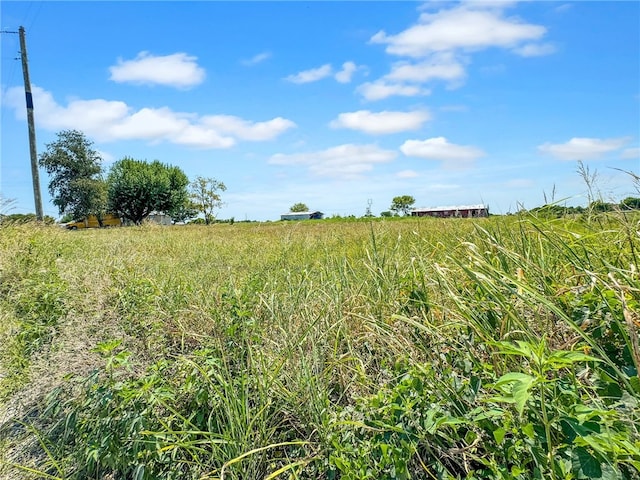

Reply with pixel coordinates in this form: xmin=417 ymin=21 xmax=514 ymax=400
xmin=107 ymin=158 xmax=189 ymax=225
xmin=38 ymin=130 xmax=107 ymax=223
xmin=290 ymin=203 xmax=309 ymax=212
xmin=390 ymin=195 xmax=415 ymax=216
xmin=620 ymin=197 xmax=640 ymax=210
xmin=190 ymin=177 xmax=227 ymax=225
xmin=589 ymin=200 xmax=615 ymax=213
xmin=170 ymin=200 xmax=199 ymax=224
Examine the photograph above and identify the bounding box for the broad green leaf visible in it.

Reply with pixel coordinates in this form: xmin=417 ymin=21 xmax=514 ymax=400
xmin=600 ymin=464 xmax=623 ymax=480
xmin=493 ymin=427 xmax=506 ymax=444
xmin=495 ymin=341 xmax=534 ymax=360
xmin=494 ymin=372 xmax=535 ymax=415
xmin=494 ymin=372 xmax=536 ymax=388
xmin=522 ymin=423 xmax=535 ymax=439
xmin=547 ymin=350 xmax=601 ymax=367
xmin=571 ymin=446 xmax=602 ymax=479
xmin=511 ymin=376 xmax=535 ymax=415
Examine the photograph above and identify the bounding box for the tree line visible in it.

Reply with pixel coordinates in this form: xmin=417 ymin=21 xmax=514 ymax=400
xmin=38 ymin=130 xmax=226 ymax=226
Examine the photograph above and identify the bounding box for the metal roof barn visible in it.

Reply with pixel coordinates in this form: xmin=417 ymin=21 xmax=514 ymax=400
xmin=280 ymin=211 xmax=324 ymax=221
xmin=410 ymin=204 xmax=488 ymax=218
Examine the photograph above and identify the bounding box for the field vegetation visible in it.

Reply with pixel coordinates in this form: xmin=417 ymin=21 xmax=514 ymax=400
xmin=1 ymin=208 xmax=639 ymax=479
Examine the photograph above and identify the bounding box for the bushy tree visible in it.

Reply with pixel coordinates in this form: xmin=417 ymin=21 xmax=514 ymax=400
xmin=107 ymin=158 xmax=189 ymax=225
xmin=589 ymin=200 xmax=615 ymax=213
xmin=390 ymin=195 xmax=415 ymax=216
xmin=190 ymin=177 xmax=227 ymax=225
xmin=38 ymin=130 xmax=107 ymax=223
xmin=290 ymin=203 xmax=309 ymax=212
xmin=620 ymin=197 xmax=640 ymax=210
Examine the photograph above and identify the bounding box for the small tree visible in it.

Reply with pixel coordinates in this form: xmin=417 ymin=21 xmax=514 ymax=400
xmin=107 ymin=158 xmax=189 ymax=225
xmin=190 ymin=177 xmax=227 ymax=225
xmin=38 ymin=130 xmax=106 ymax=223
xmin=290 ymin=203 xmax=309 ymax=212
xmin=390 ymin=195 xmax=415 ymax=216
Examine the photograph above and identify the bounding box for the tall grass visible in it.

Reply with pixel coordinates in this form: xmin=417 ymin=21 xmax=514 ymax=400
xmin=0 ymin=213 xmax=638 ymax=479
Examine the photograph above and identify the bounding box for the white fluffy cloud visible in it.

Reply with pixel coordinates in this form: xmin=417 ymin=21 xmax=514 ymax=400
xmin=329 ymin=110 xmax=430 ymax=135
xmin=269 ymin=144 xmax=397 ymax=178
xmin=360 ymin=3 xmax=553 ymax=100
xmin=3 ymin=85 xmax=295 ymax=149
xmin=357 ymin=81 xmax=430 ymax=101
xmin=538 ymin=137 xmax=630 ymax=160
xmin=109 ymin=52 xmax=205 ymax=88
xmin=334 ymin=61 xmax=359 ymax=83
xmin=371 ymin=6 xmax=546 ymax=57
xmin=285 ymin=64 xmax=333 ymax=84
xmin=385 ymin=57 xmax=466 ymax=83
xmin=201 ymin=115 xmax=296 ymax=141
xmin=286 ymin=62 xmax=363 ymax=84
xmin=401 ymin=137 xmax=485 ymax=164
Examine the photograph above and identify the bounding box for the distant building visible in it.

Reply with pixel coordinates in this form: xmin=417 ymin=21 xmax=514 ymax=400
xmin=147 ymin=211 xmax=173 ymax=225
xmin=280 ymin=211 xmax=324 ymax=221
xmin=410 ymin=204 xmax=489 ymax=218
xmin=120 ymin=211 xmax=174 ymax=226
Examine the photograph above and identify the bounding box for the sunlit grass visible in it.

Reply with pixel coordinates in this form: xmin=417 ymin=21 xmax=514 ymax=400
xmin=1 ymin=212 xmax=639 ymax=479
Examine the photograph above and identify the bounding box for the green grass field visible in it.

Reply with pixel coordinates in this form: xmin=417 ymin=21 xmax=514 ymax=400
xmin=1 ymin=213 xmax=639 ymax=479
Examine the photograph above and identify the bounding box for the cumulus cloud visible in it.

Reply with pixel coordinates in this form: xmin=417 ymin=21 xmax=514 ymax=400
xmin=285 ymin=64 xmax=333 ymax=84
xmin=109 ymin=51 xmax=205 ymax=88
xmin=268 ymin=144 xmax=397 ymax=178
xmin=334 ymin=61 xmax=360 ymax=83
xmin=3 ymin=85 xmax=295 ymax=149
xmin=359 ymin=3 xmax=554 ymax=100
xmin=201 ymin=115 xmax=296 ymax=141
xmin=538 ymin=137 xmax=630 ymax=161
xmin=329 ymin=110 xmax=430 ymax=135
xmin=385 ymin=57 xmax=466 ymax=83
xmin=357 ymin=81 xmax=430 ymax=101
xmin=371 ymin=6 xmax=546 ymax=57
xmin=400 ymin=137 xmax=485 ymax=165
xmin=241 ymin=51 xmax=272 ymax=66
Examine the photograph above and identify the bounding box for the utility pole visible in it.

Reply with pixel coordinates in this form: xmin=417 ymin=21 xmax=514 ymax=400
xmin=365 ymin=198 xmax=373 ymax=217
xmin=18 ymin=26 xmax=44 ymax=221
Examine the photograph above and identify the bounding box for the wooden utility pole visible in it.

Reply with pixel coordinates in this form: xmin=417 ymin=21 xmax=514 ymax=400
xmin=18 ymin=26 xmax=43 ymax=221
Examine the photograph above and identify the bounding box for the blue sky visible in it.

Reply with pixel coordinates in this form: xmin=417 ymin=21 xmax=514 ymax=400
xmin=1 ymin=1 xmax=639 ymax=221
